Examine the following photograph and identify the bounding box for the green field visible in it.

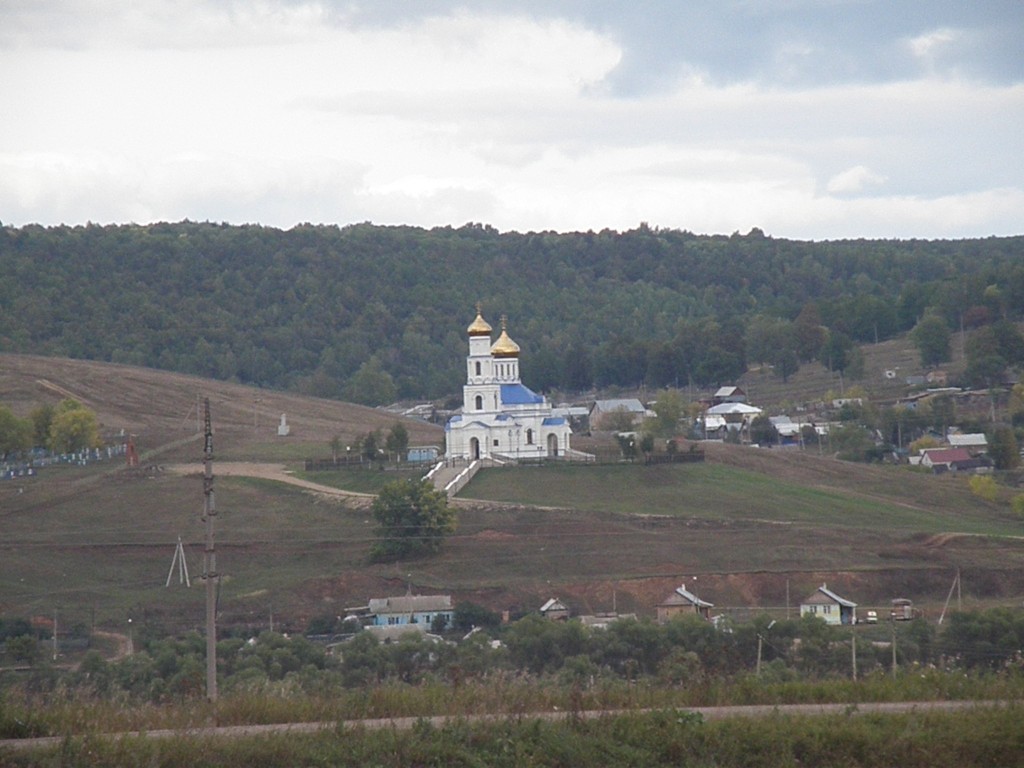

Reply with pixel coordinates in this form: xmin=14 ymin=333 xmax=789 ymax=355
xmin=462 ymin=461 xmax=1022 ymax=537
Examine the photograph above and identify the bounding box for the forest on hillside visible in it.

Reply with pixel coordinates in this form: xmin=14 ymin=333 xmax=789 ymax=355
xmin=1 ymin=221 xmax=1023 ymax=404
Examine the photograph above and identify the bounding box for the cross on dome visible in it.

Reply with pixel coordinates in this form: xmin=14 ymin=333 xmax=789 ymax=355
xmin=467 ymin=302 xmax=493 ymax=337
xmin=490 ymin=315 xmax=520 ymax=358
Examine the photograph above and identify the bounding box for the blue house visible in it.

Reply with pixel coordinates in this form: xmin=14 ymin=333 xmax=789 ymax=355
xmin=367 ymin=594 xmax=454 ymax=628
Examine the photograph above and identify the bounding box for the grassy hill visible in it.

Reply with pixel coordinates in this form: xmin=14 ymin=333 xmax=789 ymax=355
xmin=1 ymin=353 xmax=1021 ymax=639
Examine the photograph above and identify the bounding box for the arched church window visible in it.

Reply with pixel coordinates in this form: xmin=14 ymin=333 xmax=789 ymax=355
xmin=526 ymin=429 xmax=534 ymax=445
xmin=475 ymin=395 xmax=483 ymax=410
xmin=475 ymin=361 xmax=481 ymax=376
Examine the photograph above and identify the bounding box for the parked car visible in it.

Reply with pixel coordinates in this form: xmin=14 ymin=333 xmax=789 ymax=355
xmin=865 ymin=610 xmax=878 ymax=624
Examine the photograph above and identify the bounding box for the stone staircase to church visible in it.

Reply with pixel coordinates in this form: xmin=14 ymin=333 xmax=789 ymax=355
xmin=425 ymin=456 xmax=517 ymax=499
xmin=424 ymin=459 xmax=480 ymax=499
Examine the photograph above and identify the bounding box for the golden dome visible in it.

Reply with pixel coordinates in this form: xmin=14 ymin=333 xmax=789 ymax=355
xmin=467 ymin=304 xmax=492 ymax=337
xmin=490 ymin=316 xmax=520 ymax=358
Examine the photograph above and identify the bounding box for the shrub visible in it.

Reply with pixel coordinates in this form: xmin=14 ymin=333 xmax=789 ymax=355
xmin=968 ymin=475 xmax=998 ymax=502
xmin=1012 ymin=494 xmax=1024 ymax=518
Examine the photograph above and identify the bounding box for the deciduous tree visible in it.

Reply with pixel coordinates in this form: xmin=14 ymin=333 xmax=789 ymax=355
xmin=989 ymin=425 xmax=1020 ymax=470
xmin=385 ymin=422 xmax=409 ymax=459
xmin=911 ymin=314 xmax=951 ymax=367
xmin=344 ymin=356 xmax=397 ymax=407
xmin=29 ymin=404 xmax=54 ymax=447
xmin=0 ymin=406 xmax=33 ymax=460
xmin=794 ymin=302 xmax=827 ymax=361
xmin=48 ymin=399 xmax=100 ymax=454
xmin=650 ymin=388 xmax=684 ymax=436
xmin=370 ymin=479 xmax=456 ymax=561
xmin=615 ymin=433 xmax=638 ymax=460
xmin=361 ymin=430 xmax=381 ymax=461
xmin=749 ymin=414 xmax=779 ymax=446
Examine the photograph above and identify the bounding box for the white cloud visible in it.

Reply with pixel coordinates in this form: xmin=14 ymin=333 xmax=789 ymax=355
xmin=826 ymin=165 xmax=887 ymax=195
xmin=0 ymin=1 xmax=1021 ymax=238
xmin=907 ymin=27 xmax=957 ymax=59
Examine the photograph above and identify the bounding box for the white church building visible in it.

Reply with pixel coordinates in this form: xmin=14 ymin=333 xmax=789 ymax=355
xmin=445 ymin=308 xmax=571 ymax=461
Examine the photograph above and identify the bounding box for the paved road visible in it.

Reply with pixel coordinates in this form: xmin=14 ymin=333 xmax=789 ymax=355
xmin=0 ymin=699 xmax=1005 ymax=752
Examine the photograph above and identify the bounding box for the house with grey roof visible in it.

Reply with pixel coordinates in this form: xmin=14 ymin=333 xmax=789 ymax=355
xmin=703 ymin=402 xmax=762 ymax=440
xmin=712 ymin=386 xmax=747 ymax=404
xmin=589 ymin=398 xmax=651 ymax=430
xmin=367 ymin=594 xmax=454 ymax=628
xmin=539 ymin=597 xmax=570 ymax=621
xmin=656 ymin=584 xmax=714 ymax=622
xmin=947 ymin=433 xmax=988 ymax=454
xmin=800 ymin=584 xmax=857 ymax=626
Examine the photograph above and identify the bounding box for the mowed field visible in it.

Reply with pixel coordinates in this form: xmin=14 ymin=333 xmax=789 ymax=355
xmin=1 ymin=352 xmax=1022 ymax=637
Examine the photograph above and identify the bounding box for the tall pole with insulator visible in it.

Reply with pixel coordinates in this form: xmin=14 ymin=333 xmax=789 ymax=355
xmin=202 ymin=398 xmax=218 ymax=702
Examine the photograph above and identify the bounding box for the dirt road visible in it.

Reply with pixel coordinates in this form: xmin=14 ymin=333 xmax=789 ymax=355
xmin=163 ymin=462 xmax=376 ymax=503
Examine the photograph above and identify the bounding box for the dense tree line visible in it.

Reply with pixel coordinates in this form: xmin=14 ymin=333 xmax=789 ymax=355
xmin=2 ymin=222 xmax=1023 ymax=404
xmin=7 ymin=609 xmax=1023 ymax=704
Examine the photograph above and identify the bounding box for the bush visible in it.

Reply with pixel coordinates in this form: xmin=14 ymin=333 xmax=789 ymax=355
xmin=1012 ymin=494 xmax=1024 ymax=518
xmin=5 ymin=635 xmax=41 ymax=665
xmin=968 ymin=475 xmax=998 ymax=502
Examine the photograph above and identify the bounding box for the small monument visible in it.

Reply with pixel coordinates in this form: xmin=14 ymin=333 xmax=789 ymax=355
xmin=277 ymin=413 xmax=290 ymax=437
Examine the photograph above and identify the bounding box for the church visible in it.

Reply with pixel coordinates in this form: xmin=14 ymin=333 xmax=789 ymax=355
xmin=445 ymin=308 xmax=571 ymax=461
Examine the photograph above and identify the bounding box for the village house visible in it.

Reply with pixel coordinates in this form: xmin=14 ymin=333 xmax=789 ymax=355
xmin=656 ymin=584 xmax=714 ymax=622
xmin=947 ymin=432 xmax=988 ymax=455
xmin=539 ymin=597 xmax=570 ymax=621
xmin=703 ymin=402 xmax=762 ymax=440
xmin=712 ymin=385 xmax=747 ymax=405
xmin=589 ymin=398 xmax=650 ymax=430
xmin=800 ymin=584 xmax=857 ymax=626
xmin=366 ymin=594 xmax=454 ymax=628
xmin=918 ymin=447 xmax=989 ymax=474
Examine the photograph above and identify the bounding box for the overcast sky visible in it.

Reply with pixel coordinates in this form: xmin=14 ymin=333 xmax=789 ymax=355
xmin=2 ymin=1 xmax=1022 ymax=240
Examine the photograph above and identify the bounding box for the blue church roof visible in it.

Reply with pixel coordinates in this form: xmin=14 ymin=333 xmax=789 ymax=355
xmin=501 ymin=383 xmax=544 ymax=405
xmin=542 ymin=416 xmax=566 ymax=426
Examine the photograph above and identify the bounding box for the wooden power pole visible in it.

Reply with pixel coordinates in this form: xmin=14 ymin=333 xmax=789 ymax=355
xmin=201 ymin=398 xmax=218 ymax=702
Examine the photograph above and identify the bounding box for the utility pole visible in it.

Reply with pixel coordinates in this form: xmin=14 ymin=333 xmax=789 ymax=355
xmin=851 ymin=633 xmax=857 ymax=681
xmin=201 ymin=398 xmax=218 ymax=702
xmin=757 ymin=621 xmax=774 ymax=678
xmin=166 ymin=536 xmax=191 ymax=587
xmin=890 ymin=616 xmax=897 ymax=679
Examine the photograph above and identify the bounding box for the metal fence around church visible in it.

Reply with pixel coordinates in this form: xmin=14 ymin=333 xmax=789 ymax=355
xmin=302 ymin=446 xmax=704 ymax=473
